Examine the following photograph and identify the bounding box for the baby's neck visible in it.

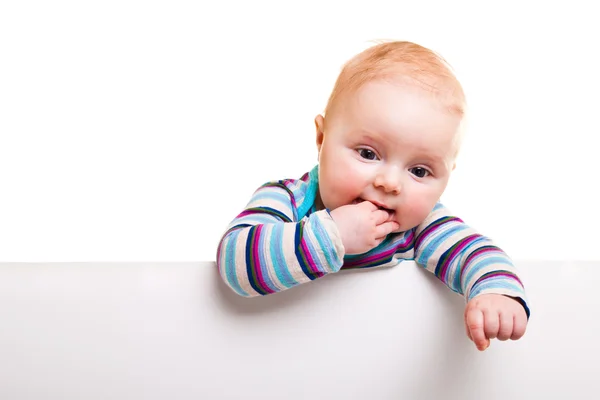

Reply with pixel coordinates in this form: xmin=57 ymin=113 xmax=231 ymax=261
xmin=314 ymin=190 xmax=325 ymax=211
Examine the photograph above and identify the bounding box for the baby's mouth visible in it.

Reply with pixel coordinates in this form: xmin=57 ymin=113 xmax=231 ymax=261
xmin=354 ymin=198 xmax=394 ymax=213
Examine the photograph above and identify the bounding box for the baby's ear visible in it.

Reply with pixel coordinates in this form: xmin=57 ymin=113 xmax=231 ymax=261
xmin=315 ymin=114 xmax=325 ymax=152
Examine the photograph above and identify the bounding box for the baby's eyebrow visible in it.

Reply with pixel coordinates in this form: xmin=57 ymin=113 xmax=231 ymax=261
xmin=355 ymin=130 xmax=384 ymax=144
xmin=412 ymin=156 xmax=448 ymax=171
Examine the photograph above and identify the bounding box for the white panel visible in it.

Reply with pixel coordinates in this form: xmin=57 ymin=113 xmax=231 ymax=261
xmin=0 ymin=261 xmax=597 ymax=399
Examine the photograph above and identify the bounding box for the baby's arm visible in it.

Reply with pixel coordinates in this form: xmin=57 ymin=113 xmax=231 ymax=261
xmin=216 ymin=182 xmax=345 ymax=297
xmin=412 ymin=203 xmax=529 ymax=350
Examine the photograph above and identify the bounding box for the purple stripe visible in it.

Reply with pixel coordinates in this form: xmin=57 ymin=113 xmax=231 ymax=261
xmin=439 ymin=235 xmax=479 ymax=281
xmin=299 ymin=233 xmax=324 ymax=278
xmin=415 ymin=216 xmax=462 ymax=249
xmin=478 ymin=271 xmax=524 ymax=287
xmin=342 ymin=231 xmax=415 ymax=269
xmin=460 ymin=246 xmax=498 ymax=280
xmin=343 ymin=246 xmax=396 ymax=268
xmin=251 ymin=225 xmax=276 ymax=294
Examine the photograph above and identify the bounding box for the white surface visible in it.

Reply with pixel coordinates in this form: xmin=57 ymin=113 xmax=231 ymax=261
xmin=1 ymin=1 xmax=600 ymax=262
xmin=0 ymin=260 xmax=597 ymax=399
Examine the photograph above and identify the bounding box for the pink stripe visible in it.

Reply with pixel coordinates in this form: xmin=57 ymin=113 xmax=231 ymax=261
xmin=238 ymin=209 xmax=263 ymax=218
xmin=251 ymin=225 xmax=275 ymax=294
xmin=344 ymin=247 xmax=396 ymax=268
xmin=300 ymin=236 xmax=323 ymax=277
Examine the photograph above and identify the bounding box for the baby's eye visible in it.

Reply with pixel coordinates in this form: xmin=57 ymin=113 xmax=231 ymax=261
xmin=357 ymin=148 xmax=378 ymax=160
xmin=409 ymin=167 xmax=430 ymax=178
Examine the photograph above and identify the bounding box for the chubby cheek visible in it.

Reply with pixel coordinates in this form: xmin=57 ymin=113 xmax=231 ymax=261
xmin=402 ymin=201 xmax=431 ymax=225
xmin=320 ymin=152 xmax=367 ymax=209
xmin=400 ymin=187 xmax=441 ymax=228
xmin=323 ymin=173 xmax=361 ymax=209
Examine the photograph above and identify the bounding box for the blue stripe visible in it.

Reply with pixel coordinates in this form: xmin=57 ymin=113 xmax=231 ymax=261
xmin=234 ymin=206 xmax=292 ymax=227
xmin=235 ymin=215 xmax=276 ymax=226
xmin=464 ymin=256 xmax=514 ymax=288
xmin=311 ymin=213 xmax=343 ymax=272
xmin=246 ymin=207 xmax=292 ymax=222
xmin=443 ymin=256 xmax=463 ymax=294
xmin=302 ymin=218 xmax=326 ymax=274
xmin=269 ymin=223 xmax=298 ymax=288
xmin=448 ymin=236 xmax=488 ymax=293
xmin=297 ymin=166 xmax=319 ymax=220
xmin=392 ymin=230 xmax=416 ymax=256
xmin=252 ymin=190 xmax=291 ymax=206
xmin=224 ymin=230 xmax=249 ymax=297
xmin=469 ymin=278 xmax=523 ymax=299
xmin=416 ymin=223 xmax=467 ymax=265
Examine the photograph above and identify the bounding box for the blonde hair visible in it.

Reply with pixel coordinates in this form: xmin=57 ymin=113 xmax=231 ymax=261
xmin=324 ymin=41 xmax=466 ymax=119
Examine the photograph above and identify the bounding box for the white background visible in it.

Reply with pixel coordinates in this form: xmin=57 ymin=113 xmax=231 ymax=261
xmin=1 ymin=0 xmax=598 ymax=262
xmin=1 ymin=260 xmax=597 ymax=399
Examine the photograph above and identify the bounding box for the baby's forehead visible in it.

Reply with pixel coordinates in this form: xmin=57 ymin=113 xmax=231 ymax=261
xmin=325 ymin=72 xmax=464 ymax=125
xmin=340 ymin=81 xmax=463 ymax=158
xmin=343 ymin=79 xmax=464 ymax=124
xmin=354 ymin=75 xmax=463 ymax=115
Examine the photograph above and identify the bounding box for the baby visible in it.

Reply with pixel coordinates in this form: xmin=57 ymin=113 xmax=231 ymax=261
xmin=216 ymin=41 xmax=529 ymax=351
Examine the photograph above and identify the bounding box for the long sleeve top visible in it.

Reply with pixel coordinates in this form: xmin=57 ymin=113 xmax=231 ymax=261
xmin=216 ymin=165 xmax=530 ymax=317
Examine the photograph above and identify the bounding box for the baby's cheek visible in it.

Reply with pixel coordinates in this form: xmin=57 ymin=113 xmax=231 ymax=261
xmin=323 ymin=177 xmax=358 ymax=209
xmin=403 ymin=199 xmax=432 ymax=226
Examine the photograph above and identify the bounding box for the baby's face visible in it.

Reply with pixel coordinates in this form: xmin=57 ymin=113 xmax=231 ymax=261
xmin=315 ymin=79 xmax=462 ymax=232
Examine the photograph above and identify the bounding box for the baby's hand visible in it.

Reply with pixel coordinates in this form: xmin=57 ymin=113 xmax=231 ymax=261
xmin=330 ymin=201 xmax=400 ymax=255
xmin=464 ymin=294 xmax=528 ymax=351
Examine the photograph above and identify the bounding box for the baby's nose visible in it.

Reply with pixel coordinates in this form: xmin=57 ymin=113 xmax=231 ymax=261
xmin=373 ymin=167 xmax=402 ymax=194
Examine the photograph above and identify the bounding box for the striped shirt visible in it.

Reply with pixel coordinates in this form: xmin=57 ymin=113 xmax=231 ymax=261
xmin=216 ymin=165 xmax=530 ymax=317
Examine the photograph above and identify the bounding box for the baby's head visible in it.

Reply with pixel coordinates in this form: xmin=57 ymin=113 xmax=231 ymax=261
xmin=314 ymin=41 xmax=466 ymax=231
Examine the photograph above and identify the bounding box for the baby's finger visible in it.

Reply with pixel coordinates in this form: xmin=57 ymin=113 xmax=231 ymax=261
xmin=465 ymin=320 xmax=473 ymax=341
xmin=375 ymin=221 xmax=401 ymax=239
xmin=483 ymin=309 xmax=499 ymax=340
xmin=385 ymin=211 xmax=396 ymax=222
xmin=497 ymin=312 xmax=513 ymax=341
xmin=358 ymin=200 xmax=379 ymax=211
xmin=466 ymin=308 xmax=489 ymax=351
xmin=373 ymin=209 xmax=392 ymax=225
xmin=511 ymin=314 xmax=528 ymax=340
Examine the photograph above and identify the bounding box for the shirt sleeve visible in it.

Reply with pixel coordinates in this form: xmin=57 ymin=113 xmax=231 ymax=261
xmin=412 ymin=203 xmax=530 ymax=318
xmin=216 ymin=181 xmax=345 ymax=297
